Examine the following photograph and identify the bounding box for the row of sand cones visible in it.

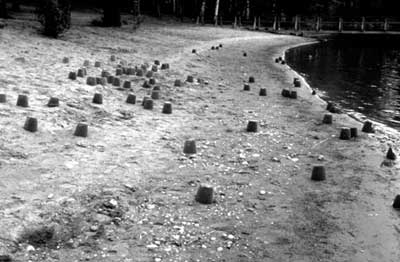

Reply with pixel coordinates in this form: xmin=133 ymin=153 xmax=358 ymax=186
xmin=194 ymin=53 xmax=398 ymax=206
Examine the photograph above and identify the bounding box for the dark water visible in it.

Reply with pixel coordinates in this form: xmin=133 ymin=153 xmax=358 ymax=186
xmin=286 ymin=42 xmax=400 ymax=129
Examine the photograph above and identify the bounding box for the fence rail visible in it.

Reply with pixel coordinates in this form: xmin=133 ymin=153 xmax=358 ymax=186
xmin=198 ymin=15 xmax=400 ymax=33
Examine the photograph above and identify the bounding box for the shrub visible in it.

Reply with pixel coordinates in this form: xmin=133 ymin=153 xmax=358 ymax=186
xmin=36 ymin=0 xmax=71 ymax=38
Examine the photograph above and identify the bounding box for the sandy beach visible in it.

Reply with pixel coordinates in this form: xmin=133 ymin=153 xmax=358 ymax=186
xmin=1 ymin=10 xmax=400 ymax=262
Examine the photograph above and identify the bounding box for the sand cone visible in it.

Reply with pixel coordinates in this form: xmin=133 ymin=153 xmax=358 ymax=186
xmin=362 ymin=121 xmax=375 ymax=133
xmin=326 ymin=102 xmax=334 ymax=111
xmin=23 ymin=117 xmax=38 ymax=132
xmin=92 ymin=93 xmax=103 ymax=104
xmin=127 ymin=68 xmax=136 ymax=75
xmin=0 ymin=94 xmax=6 ymax=103
xmin=312 ymin=90 xmax=316 ymax=95
xmin=136 ymin=69 xmax=144 ymax=77
xmin=187 ymin=76 xmax=194 ymax=83
xmin=243 ymin=52 xmax=247 ymax=57
xmin=62 ymin=57 xmax=69 ymax=63
xmin=293 ymin=78 xmax=301 ymax=87
xmin=326 ymin=102 xmax=340 ymax=113
xmin=311 ymin=166 xmax=326 ymax=181
xmin=101 ymin=71 xmax=110 ymax=78
xmin=68 ymin=72 xmax=77 ymax=80
xmin=246 ymin=120 xmax=258 ymax=132
xmin=110 ymin=55 xmax=116 ymax=62
xmin=151 ymin=91 xmax=160 ymax=100
xmin=107 ymin=75 xmax=114 ymax=84
xmin=146 ymin=71 xmax=153 ymax=78
xmin=216 ymin=46 xmax=219 ymax=50
xmin=151 ymin=65 xmax=158 ymax=72
xmin=211 ymin=46 xmax=215 ymax=50
xmin=47 ymin=97 xmax=59 ymax=107
xmin=141 ymin=64 xmax=148 ymax=71
xmin=195 ymin=184 xmax=214 ymax=204
xmin=16 ymin=95 xmax=29 ymax=107
xmin=143 ymin=99 xmax=154 ymax=110
xmin=86 ymin=77 xmax=96 ymax=86
xmin=387 ymin=147 xmax=397 ymax=160
xmin=142 ymin=96 xmax=150 ymax=106
xmin=340 ymin=128 xmax=351 ymax=140
xmin=95 ymin=77 xmax=102 ymax=85
xmin=142 ymin=81 xmax=151 ymax=88
xmin=154 ymin=60 xmax=160 ymax=66
xmin=192 ymin=49 xmax=197 ymax=53
xmin=116 ymin=68 xmax=123 ymax=76
xmin=161 ymin=63 xmax=169 ymax=70
xmin=94 ymin=61 xmax=101 ymax=67
xmin=77 ymin=69 xmax=85 ymax=77
xmin=113 ymin=77 xmax=121 ymax=87
xmin=183 ymin=140 xmax=197 ymax=154
xmin=219 ymin=44 xmax=223 ymax=48
xmin=174 ymin=79 xmax=182 ymax=87
xmin=153 ymin=86 xmax=161 ymax=91
xmin=281 ymin=60 xmax=286 ymax=65
xmin=259 ymin=88 xmax=267 ymax=96
xmin=249 ymin=76 xmax=255 ymax=83
xmin=392 ymin=195 xmax=400 ymax=209
xmin=281 ymin=89 xmax=290 ymax=97
xmin=123 ymin=81 xmax=131 ymax=89
xmin=289 ymin=91 xmax=297 ymax=99
xmin=275 ymin=58 xmax=280 ymax=63
xmin=0 ymin=254 xmax=12 ymax=262
xmin=350 ymin=127 xmax=358 ymax=138
xmin=162 ymin=102 xmax=172 ymax=114
xmin=83 ymin=60 xmax=90 ymax=67
xmin=74 ymin=123 xmax=88 ymax=137
xmin=126 ymin=94 xmax=136 ymax=104
xmin=243 ymin=84 xmax=250 ymax=91
xmin=149 ymin=78 xmax=156 ymax=85
xmin=322 ymin=114 xmax=333 ymax=124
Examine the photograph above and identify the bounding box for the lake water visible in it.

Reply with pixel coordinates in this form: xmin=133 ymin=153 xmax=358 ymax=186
xmin=286 ymin=41 xmax=400 ymax=129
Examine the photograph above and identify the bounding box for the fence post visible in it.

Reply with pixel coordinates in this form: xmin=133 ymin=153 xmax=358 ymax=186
xmin=294 ymin=15 xmax=299 ymax=31
xmin=315 ymin=16 xmax=320 ymax=31
xmin=238 ymin=16 xmax=242 ymax=27
xmin=233 ymin=16 xmax=237 ymax=28
xmin=361 ymin=17 xmax=365 ymax=32
xmin=273 ymin=16 xmax=277 ymax=31
xmin=338 ymin=17 xmax=343 ymax=32
xmin=384 ymin=18 xmax=388 ymax=31
xmin=253 ymin=16 xmax=257 ymax=30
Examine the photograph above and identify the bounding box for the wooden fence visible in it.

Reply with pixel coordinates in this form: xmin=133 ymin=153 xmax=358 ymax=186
xmin=197 ymin=15 xmax=400 ymax=33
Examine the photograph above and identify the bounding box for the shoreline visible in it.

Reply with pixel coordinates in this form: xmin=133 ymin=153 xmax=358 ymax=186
xmin=282 ymin=40 xmax=400 ymax=146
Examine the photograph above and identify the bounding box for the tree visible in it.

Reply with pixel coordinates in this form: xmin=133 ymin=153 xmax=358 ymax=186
xmin=0 ymin=0 xmax=8 ymax=18
xmin=36 ymin=0 xmax=71 ymax=37
xmin=101 ymin=0 xmax=121 ymax=26
xmin=11 ymin=0 xmax=20 ymax=11
xmin=132 ymin=0 xmax=142 ymax=28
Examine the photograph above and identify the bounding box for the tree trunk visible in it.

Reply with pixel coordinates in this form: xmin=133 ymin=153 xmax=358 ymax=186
xmin=102 ymin=0 xmax=121 ymax=27
xmin=199 ymin=0 xmax=205 ymax=25
xmin=11 ymin=0 xmax=20 ymax=11
xmin=214 ymin=0 xmax=220 ymax=26
xmin=246 ymin=0 xmax=250 ymax=20
xmin=0 ymin=0 xmax=7 ymax=18
xmin=132 ymin=0 xmax=141 ymax=28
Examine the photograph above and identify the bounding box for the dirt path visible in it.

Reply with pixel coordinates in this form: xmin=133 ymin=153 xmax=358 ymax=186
xmin=1 ymin=12 xmax=400 ymax=262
